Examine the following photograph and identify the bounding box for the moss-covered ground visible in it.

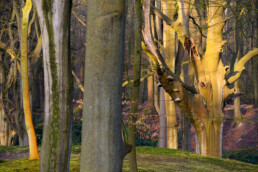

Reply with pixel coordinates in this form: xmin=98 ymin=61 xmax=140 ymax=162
xmin=0 ymin=146 xmax=257 ymax=171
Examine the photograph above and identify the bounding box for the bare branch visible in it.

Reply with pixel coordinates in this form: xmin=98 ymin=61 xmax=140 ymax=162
xmin=151 ymin=5 xmax=173 ymax=26
xmin=72 ymin=70 xmax=84 ymax=92
xmin=122 ymin=72 xmax=153 ymax=87
xmin=143 ymin=0 xmax=197 ymax=94
xmin=30 ymin=34 xmax=42 ymax=59
xmin=0 ymin=42 xmax=18 ymax=60
xmin=72 ymin=10 xmax=86 ymax=27
xmin=189 ymin=15 xmax=207 ymax=38
xmin=227 ymin=48 xmax=258 ymax=84
xmin=28 ymin=6 xmax=36 ymax=36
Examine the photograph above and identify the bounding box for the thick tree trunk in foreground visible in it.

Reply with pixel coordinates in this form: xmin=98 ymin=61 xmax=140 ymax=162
xmin=33 ymin=0 xmax=73 ymax=171
xmin=80 ymin=1 xmax=125 ymax=171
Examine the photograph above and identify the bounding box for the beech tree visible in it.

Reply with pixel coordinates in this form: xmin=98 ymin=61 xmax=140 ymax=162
xmin=143 ymin=0 xmax=258 ymax=157
xmin=80 ymin=0 xmax=126 ymax=171
xmin=33 ymin=0 xmax=73 ymax=171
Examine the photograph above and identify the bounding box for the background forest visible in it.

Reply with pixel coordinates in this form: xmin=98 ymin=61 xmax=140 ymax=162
xmin=0 ymin=0 xmax=257 ymax=171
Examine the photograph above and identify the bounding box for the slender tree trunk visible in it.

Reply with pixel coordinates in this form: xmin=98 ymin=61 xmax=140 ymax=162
xmin=80 ymin=0 xmax=125 ymax=171
xmin=254 ymin=0 xmax=258 ymax=107
xmin=182 ymin=112 xmax=191 ymax=151
xmin=20 ymin=0 xmax=39 ymax=160
xmin=0 ymin=61 xmax=13 ymax=145
xmin=128 ymin=0 xmax=142 ymax=171
xmin=162 ymin=0 xmax=178 ymax=149
xmin=33 ymin=0 xmax=73 ymax=171
xmin=159 ymin=88 xmax=167 ymax=148
xmin=147 ymin=70 xmax=155 ymax=111
xmin=234 ymin=50 xmax=242 ymax=123
xmin=180 ymin=65 xmax=191 ymax=152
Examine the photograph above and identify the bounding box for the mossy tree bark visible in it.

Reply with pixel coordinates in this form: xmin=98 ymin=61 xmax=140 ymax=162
xmin=33 ymin=0 xmax=73 ymax=171
xmin=143 ymin=0 xmax=258 ymax=157
xmin=80 ymin=0 xmax=126 ymax=171
xmin=128 ymin=0 xmax=142 ymax=171
xmin=20 ymin=0 xmax=39 ymax=160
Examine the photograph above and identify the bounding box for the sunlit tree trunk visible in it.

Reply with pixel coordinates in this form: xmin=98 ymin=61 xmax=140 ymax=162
xmin=162 ymin=0 xmax=178 ymax=149
xmin=80 ymin=0 xmax=126 ymax=171
xmin=20 ymin=0 xmax=39 ymax=160
xmin=147 ymin=70 xmax=155 ymax=111
xmin=142 ymin=0 xmax=258 ymax=157
xmin=33 ymin=0 xmax=73 ymax=171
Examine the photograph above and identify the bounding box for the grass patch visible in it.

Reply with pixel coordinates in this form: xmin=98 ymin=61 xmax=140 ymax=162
xmin=0 ymin=146 xmax=257 ymax=172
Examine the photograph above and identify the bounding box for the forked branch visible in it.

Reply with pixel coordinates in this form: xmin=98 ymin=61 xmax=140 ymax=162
xmin=227 ymin=48 xmax=258 ymax=84
xmin=143 ymin=0 xmax=197 ymax=94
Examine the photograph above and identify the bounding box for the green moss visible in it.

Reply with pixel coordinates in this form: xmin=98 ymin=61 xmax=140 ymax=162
xmin=42 ymin=1 xmax=60 ymax=170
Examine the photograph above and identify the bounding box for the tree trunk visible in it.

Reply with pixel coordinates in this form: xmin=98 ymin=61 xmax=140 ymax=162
xmin=80 ymin=0 xmax=125 ymax=171
xmin=233 ymin=49 xmax=242 ymax=124
xmin=128 ymin=0 xmax=142 ymax=171
xmin=33 ymin=1 xmax=73 ymax=171
xmin=162 ymin=0 xmax=178 ymax=149
xmin=20 ymin=0 xmax=39 ymax=159
xmin=0 ymin=62 xmax=13 ymax=145
xmin=254 ymin=0 xmax=258 ymax=107
xmin=147 ymin=70 xmax=155 ymax=111
xmin=196 ymin=118 xmax=223 ymax=157
xmin=181 ymin=112 xmax=191 ymax=151
xmin=143 ymin=0 xmax=258 ymax=158
xmin=181 ymin=64 xmax=191 ymax=152
xmin=159 ymin=88 xmax=167 ymax=148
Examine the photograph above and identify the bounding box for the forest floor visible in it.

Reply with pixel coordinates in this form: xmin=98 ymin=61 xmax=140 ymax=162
xmin=0 ymin=104 xmax=257 ymax=171
xmin=0 ymin=146 xmax=257 ymax=172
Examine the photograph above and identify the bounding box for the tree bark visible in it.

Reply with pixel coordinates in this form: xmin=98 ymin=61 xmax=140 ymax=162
xmin=20 ymin=0 xmax=39 ymax=160
xmin=0 ymin=61 xmax=14 ymax=145
xmin=195 ymin=118 xmax=223 ymax=157
xmin=159 ymin=88 xmax=167 ymax=148
xmin=143 ymin=0 xmax=257 ymax=158
xmin=128 ymin=0 xmax=142 ymax=171
xmin=162 ymin=0 xmax=178 ymax=149
xmin=33 ymin=0 xmax=73 ymax=171
xmin=254 ymin=0 xmax=258 ymax=107
xmin=80 ymin=0 xmax=125 ymax=171
xmin=147 ymin=70 xmax=155 ymax=111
